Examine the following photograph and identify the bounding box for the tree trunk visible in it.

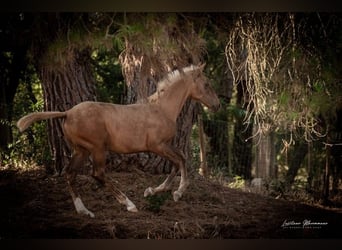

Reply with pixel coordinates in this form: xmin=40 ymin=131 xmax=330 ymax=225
xmin=254 ymin=131 xmax=278 ymax=180
xmin=284 ymin=139 xmax=308 ymax=185
xmin=232 ymin=80 xmax=253 ymax=179
xmin=39 ymin=48 xmax=96 ymax=174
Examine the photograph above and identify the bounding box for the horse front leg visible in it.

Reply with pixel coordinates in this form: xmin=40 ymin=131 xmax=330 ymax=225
xmin=66 ymin=148 xmax=95 ymax=218
xmin=143 ymin=167 xmax=177 ymax=196
xmin=91 ymin=150 xmax=138 ymax=213
xmin=144 ymin=144 xmax=189 ymax=201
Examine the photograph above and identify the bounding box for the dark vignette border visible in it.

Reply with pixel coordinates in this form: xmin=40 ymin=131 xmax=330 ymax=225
xmin=2 ymin=239 xmax=342 ymax=250
xmin=0 ymin=0 xmax=341 ymax=249
xmin=0 ymin=0 xmax=341 ymax=12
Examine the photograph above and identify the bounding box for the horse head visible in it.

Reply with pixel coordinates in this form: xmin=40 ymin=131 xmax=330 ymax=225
xmin=189 ymin=64 xmax=221 ymax=112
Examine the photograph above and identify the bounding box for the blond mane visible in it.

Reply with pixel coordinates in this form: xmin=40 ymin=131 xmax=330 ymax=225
xmin=148 ymin=65 xmax=200 ymax=103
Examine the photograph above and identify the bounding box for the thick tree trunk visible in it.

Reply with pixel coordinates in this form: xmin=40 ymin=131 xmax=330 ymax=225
xmin=39 ymin=48 xmax=96 ymax=174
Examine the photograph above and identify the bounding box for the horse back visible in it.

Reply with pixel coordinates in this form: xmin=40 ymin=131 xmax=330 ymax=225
xmin=63 ymin=101 xmax=176 ymax=154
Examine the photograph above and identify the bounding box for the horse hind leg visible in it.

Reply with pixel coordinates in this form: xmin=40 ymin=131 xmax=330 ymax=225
xmin=91 ymin=150 xmax=138 ymax=212
xmin=66 ymin=147 xmax=95 ymax=218
xmin=105 ymin=175 xmax=138 ymax=212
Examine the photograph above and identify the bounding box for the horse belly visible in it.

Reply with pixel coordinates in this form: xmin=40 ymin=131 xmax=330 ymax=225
xmin=104 ymin=118 xmax=150 ymax=153
xmin=107 ymin=119 xmax=175 ymax=154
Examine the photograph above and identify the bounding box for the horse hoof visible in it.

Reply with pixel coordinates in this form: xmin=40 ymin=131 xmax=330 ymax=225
xmin=74 ymin=197 xmax=95 ymax=218
xmin=173 ymin=190 xmax=182 ymax=202
xmin=125 ymin=197 xmax=138 ymax=212
xmin=79 ymin=209 xmax=95 ymax=218
xmin=144 ymin=187 xmax=154 ymax=197
xmin=128 ymin=206 xmax=138 ymax=212
xmin=88 ymin=211 xmax=95 ymax=218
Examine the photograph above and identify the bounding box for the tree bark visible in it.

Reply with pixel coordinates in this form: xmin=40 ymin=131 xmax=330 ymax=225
xmin=39 ymin=48 xmax=96 ymax=174
xmin=254 ymin=131 xmax=277 ymax=179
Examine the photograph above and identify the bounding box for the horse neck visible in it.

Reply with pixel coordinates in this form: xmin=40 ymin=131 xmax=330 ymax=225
xmin=157 ymin=78 xmax=191 ymax=122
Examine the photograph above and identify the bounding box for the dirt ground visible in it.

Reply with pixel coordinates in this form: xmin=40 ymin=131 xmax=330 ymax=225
xmin=0 ymin=165 xmax=341 ymax=239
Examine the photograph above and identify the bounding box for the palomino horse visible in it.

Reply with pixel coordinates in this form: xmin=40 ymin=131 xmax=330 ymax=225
xmin=17 ymin=64 xmax=220 ymax=218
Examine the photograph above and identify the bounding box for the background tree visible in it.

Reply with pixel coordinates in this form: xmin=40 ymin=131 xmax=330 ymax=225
xmin=225 ymin=12 xmax=342 ymax=200
xmin=117 ymin=13 xmax=207 ymax=173
xmin=0 ymin=13 xmax=31 ymax=152
xmin=29 ymin=13 xmax=106 ymax=174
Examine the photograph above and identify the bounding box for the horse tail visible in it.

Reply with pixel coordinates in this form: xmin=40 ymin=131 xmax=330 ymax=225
xmin=17 ymin=111 xmax=67 ymax=132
